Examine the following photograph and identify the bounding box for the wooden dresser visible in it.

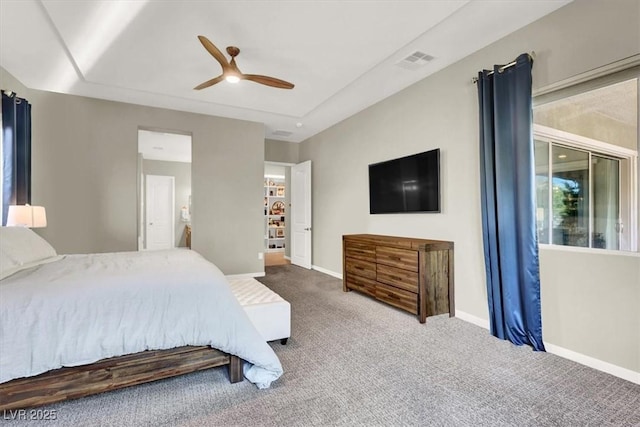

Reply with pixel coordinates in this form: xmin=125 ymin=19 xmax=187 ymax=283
xmin=342 ymin=234 xmax=454 ymax=323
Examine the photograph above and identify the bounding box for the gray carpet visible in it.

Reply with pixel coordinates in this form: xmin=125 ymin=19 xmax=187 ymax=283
xmin=4 ymin=265 xmax=639 ymax=426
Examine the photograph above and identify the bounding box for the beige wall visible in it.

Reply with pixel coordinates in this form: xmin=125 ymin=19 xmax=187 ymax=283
xmin=142 ymin=159 xmax=192 ymax=248
xmin=1 ymin=68 xmax=28 ymax=95
xmin=298 ymin=0 xmax=640 ymax=373
xmin=539 ymin=248 xmax=639 ymax=371
xmin=0 ymin=68 xmax=265 ymax=275
xmin=265 ymin=139 xmax=299 ymax=164
xmin=191 ymin=118 xmax=264 ymax=274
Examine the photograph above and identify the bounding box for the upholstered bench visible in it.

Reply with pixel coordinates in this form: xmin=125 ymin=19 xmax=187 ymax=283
xmin=227 ymin=277 xmax=291 ymax=344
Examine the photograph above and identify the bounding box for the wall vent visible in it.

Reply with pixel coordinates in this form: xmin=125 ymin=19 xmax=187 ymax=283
xmin=395 ymin=51 xmax=434 ymax=70
xmin=272 ymin=130 xmax=293 ymax=137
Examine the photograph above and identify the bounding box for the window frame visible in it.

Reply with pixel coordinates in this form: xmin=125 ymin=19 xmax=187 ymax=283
xmin=0 ymin=108 xmax=3 ymax=220
xmin=534 ymin=124 xmax=638 ymax=252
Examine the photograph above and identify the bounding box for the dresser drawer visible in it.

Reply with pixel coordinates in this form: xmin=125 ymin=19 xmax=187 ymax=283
xmin=345 ymin=258 xmax=376 ymax=280
xmin=375 ymin=282 xmax=418 ymax=314
xmin=345 ymin=274 xmax=376 ymax=298
xmin=376 ymin=246 xmax=418 ymax=272
xmin=376 ymin=264 xmax=418 ymax=293
xmin=344 ymin=242 xmax=376 ymax=262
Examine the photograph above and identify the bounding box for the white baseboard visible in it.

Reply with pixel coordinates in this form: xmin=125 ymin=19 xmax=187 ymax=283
xmin=543 ymin=343 xmax=640 ymax=385
xmin=455 ymin=310 xmax=639 ymax=385
xmin=284 ymin=255 xmax=291 ymax=260
xmin=225 ymin=272 xmax=265 ymax=279
xmin=311 ymin=265 xmax=343 ymax=279
xmin=455 ymin=310 xmax=490 ymax=330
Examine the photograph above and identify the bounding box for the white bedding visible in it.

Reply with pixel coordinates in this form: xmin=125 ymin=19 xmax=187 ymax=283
xmin=0 ymin=249 xmax=283 ymax=389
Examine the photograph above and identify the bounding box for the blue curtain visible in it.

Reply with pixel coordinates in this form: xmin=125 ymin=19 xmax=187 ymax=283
xmin=477 ymin=53 xmax=545 ymax=351
xmin=2 ymin=91 xmax=32 ymax=225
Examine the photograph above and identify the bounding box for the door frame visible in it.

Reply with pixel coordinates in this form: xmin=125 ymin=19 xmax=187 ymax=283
xmin=137 ymin=127 xmax=192 ymax=251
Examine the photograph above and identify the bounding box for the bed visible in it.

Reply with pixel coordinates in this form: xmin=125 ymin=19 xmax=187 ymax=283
xmin=0 ymin=227 xmax=283 ymax=409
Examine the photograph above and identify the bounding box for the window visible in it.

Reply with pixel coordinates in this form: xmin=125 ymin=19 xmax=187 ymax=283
xmin=533 ymin=78 xmax=638 ymax=252
xmin=534 ymin=129 xmax=634 ymax=250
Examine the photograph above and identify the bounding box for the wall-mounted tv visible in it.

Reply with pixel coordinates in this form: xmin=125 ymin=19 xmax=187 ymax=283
xmin=369 ymin=148 xmax=440 ymax=214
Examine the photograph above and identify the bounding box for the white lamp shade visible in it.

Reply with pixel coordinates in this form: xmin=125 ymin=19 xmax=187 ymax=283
xmin=6 ymin=205 xmax=47 ymax=228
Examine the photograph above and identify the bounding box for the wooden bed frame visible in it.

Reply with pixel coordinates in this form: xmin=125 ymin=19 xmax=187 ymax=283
xmin=0 ymin=346 xmax=242 ymax=410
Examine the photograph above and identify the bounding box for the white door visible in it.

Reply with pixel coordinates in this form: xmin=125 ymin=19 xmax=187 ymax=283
xmin=145 ymin=175 xmax=175 ymax=250
xmin=291 ymin=161 xmax=312 ymax=268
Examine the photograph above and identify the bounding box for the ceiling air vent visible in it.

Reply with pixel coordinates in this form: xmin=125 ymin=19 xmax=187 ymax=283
xmin=272 ymin=130 xmax=293 ymax=137
xmin=395 ymin=51 xmax=434 ymax=70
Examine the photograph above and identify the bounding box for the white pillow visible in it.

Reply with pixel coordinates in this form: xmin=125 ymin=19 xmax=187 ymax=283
xmin=0 ymin=227 xmax=58 ymax=278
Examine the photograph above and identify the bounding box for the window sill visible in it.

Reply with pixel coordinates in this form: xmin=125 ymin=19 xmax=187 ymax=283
xmin=538 ymin=243 xmax=640 ymax=258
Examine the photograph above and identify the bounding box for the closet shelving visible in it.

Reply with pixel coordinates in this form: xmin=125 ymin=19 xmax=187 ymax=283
xmin=264 ymin=178 xmax=285 ymax=252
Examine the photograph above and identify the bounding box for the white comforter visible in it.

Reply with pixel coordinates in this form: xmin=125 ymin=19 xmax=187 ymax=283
xmin=0 ymin=249 xmax=283 ymax=388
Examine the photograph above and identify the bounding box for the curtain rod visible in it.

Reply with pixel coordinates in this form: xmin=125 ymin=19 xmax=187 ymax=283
xmin=471 ymin=52 xmax=535 ymax=84
xmin=2 ymin=90 xmax=24 ymax=103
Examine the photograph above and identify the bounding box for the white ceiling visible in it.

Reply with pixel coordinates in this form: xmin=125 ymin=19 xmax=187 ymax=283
xmin=1 ymin=0 xmax=571 ymax=143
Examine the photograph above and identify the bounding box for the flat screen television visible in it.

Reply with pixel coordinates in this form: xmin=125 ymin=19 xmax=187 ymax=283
xmin=369 ymin=148 xmax=440 ymax=214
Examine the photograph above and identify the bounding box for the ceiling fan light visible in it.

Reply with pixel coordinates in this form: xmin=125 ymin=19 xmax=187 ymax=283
xmin=225 ymin=75 xmax=240 ymax=84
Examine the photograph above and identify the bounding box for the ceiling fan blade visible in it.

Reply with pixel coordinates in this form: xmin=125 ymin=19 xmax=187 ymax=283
xmin=242 ymin=74 xmax=294 ymax=89
xmin=197 ymin=35 xmax=229 ymax=70
xmin=194 ymin=75 xmax=224 ymax=90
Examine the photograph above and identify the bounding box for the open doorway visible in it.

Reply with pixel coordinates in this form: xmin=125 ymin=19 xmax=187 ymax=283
xmin=264 ymin=163 xmax=291 ymax=266
xmin=262 ymin=160 xmax=313 ymax=268
xmin=138 ymin=129 xmax=192 ymax=251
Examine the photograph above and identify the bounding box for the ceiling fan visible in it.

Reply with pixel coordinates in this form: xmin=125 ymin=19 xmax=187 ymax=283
xmin=194 ymin=35 xmax=295 ymax=90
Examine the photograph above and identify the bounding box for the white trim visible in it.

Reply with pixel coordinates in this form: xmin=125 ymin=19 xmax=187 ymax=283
xmin=225 ymin=272 xmax=265 ymax=279
xmin=534 ymin=124 xmax=638 ymax=158
xmin=543 ymin=343 xmax=640 ymax=385
xmin=533 ymin=54 xmax=640 ymax=98
xmin=311 ymin=265 xmax=342 ymax=279
xmin=455 ymin=310 xmax=490 ymax=330
xmin=456 ymin=310 xmax=640 ymax=384
xmin=284 ymin=255 xmax=291 ymax=260
xmin=265 ymin=161 xmax=296 ymax=167
xmin=539 ymin=243 xmax=640 ymax=258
